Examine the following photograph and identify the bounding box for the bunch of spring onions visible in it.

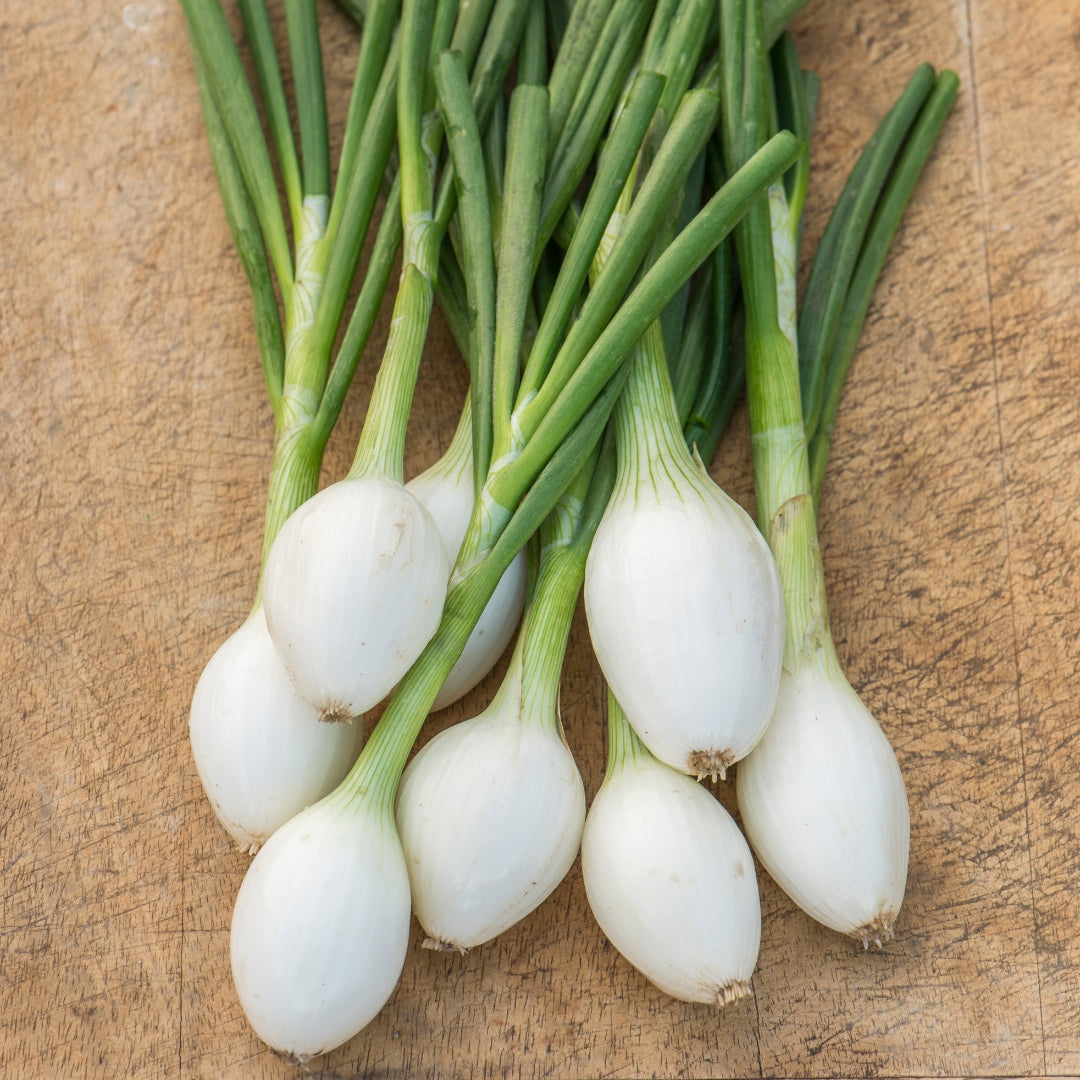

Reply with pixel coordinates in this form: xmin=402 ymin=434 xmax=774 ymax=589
xmin=228 ymin=1 xmax=796 ymax=1060
xmin=183 ymin=0 xmax=957 ymax=1060
xmin=391 ymin=0 xmax=747 ymax=950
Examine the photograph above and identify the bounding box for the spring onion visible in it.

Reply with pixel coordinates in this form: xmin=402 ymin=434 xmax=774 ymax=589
xmin=230 ymin=779 xmax=412 ymax=1058
xmin=395 ymin=458 xmax=599 ymax=951
xmin=718 ymin=0 xmax=958 ymax=944
xmin=585 ymin=313 xmax=784 ymax=779
xmin=260 ymin=0 xmax=532 ymax=723
xmin=184 ymin=0 xmax=404 ymax=848
xmin=228 ymin=10 xmax=799 ymax=1054
xmin=582 ymin=689 xmax=761 ymax=1004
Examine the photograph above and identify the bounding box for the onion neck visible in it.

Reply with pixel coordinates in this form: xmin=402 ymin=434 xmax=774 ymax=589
xmin=432 ymin=395 xmax=473 ymax=484
xmin=603 ymin=686 xmax=649 ymax=781
xmin=254 ymin=198 xmax=332 ymax=605
xmin=254 ymin=425 xmax=323 ymax=608
xmin=348 ymin=257 xmax=437 ymax=483
xmin=350 ymin=0 xmax=441 ymax=484
xmin=278 ymin=195 xmax=332 ymax=430
xmin=767 ymin=490 xmax=840 ymax=677
xmin=612 ymin=320 xmax=698 ymax=499
xmin=518 ymin=523 xmax=587 ymax=734
xmin=739 ymin=192 xmax=833 ymax=676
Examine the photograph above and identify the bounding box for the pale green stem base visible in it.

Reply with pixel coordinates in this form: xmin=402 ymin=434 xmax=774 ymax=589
xmin=604 ymin=686 xmax=649 ymax=779
xmin=748 ymin=186 xmax=834 ymax=675
xmin=348 ymin=261 xmax=436 ymax=482
xmin=253 ymin=196 xmax=331 ymax=605
xmin=518 ymin=534 xmax=587 ymax=733
xmin=613 ymin=320 xmax=695 ymax=500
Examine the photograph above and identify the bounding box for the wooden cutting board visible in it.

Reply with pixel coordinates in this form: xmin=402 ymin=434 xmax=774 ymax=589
xmin=4 ymin=0 xmax=1078 ymax=1076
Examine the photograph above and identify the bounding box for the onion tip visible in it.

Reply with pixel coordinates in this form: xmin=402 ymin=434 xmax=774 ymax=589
xmin=854 ymin=913 xmax=897 ymax=950
xmin=718 ymin=979 xmax=753 ymax=1007
xmin=687 ymin=749 xmax=734 ymax=783
xmin=422 ymin=935 xmax=468 ymax=955
xmin=318 ymin=704 xmax=357 ymax=725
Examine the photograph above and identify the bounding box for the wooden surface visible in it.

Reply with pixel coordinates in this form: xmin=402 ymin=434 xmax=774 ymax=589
xmin=3 ymin=0 xmax=1080 ymax=1076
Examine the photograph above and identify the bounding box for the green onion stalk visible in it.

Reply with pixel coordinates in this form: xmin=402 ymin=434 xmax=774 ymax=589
xmin=672 ymin=231 xmax=743 ymax=463
xmin=227 ymin=13 xmax=801 ymax=1053
xmin=718 ymin=0 xmax=959 ymax=946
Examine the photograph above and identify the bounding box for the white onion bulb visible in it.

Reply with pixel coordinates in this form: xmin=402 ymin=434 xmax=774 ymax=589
xmin=582 ymin=740 xmax=761 ymax=1004
xmin=262 ymin=473 xmax=449 ymax=721
xmin=736 ymin=654 xmax=909 ymax=946
xmin=189 ymin=609 xmax=363 ymax=853
xmin=406 ymin=447 xmax=526 ymax=710
xmin=230 ymin=792 xmax=411 ymax=1059
xmin=395 ymin=695 xmax=585 ymax=950
xmin=585 ymin=462 xmax=784 ymax=778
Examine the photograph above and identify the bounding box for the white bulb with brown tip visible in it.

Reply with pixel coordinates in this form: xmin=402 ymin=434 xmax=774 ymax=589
xmin=582 ymin=731 xmax=761 ymax=1005
xmin=736 ymin=653 xmax=909 ymax=944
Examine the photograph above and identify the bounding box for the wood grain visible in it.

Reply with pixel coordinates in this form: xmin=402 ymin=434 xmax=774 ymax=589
xmin=2 ymin=0 xmax=1078 ymax=1076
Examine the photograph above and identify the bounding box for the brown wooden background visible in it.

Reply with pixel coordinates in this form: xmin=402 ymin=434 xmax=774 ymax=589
xmin=3 ymin=0 xmax=1079 ymax=1076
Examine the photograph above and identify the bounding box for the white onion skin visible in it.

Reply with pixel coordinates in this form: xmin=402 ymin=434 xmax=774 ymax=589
xmin=230 ymin=794 xmax=411 ymax=1058
xmin=395 ymin=709 xmax=585 ymax=950
xmin=736 ymin=657 xmax=910 ymax=944
xmin=406 ymin=463 xmax=526 ymax=710
xmin=262 ymin=474 xmax=449 ymax=720
xmin=189 ymin=610 xmax=363 ymax=853
xmin=582 ymin=750 xmax=761 ymax=1004
xmin=584 ymin=475 xmax=785 ymax=777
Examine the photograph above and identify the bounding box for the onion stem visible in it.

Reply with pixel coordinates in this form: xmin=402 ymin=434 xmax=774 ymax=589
xmin=516 ymin=451 xmax=604 ymax=732
xmin=489 ymin=85 xmax=550 ymax=471
xmin=189 ymin=43 xmax=285 ymax=413
xmin=181 ymin=0 xmax=294 ymax=304
xmin=799 ymin=62 xmax=936 ymax=446
xmin=515 ymin=70 xmax=665 ymax=419
xmin=436 ymin=50 xmax=498 ymax=489
xmin=763 ymin=0 xmax=810 ymax=47
xmin=431 ymin=0 xmax=534 ymax=239
xmin=807 ymin=70 xmax=960 ymax=503
xmin=285 ymin=0 xmax=330 ymax=200
xmin=326 ymin=0 xmax=401 ymax=253
xmin=545 ymin=0 xmax=615 ymax=148
xmin=603 ymin=688 xmax=648 ymax=781
xmin=538 ymin=0 xmax=656 ymax=250
xmin=237 ymin=0 xmax=303 ymax=231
